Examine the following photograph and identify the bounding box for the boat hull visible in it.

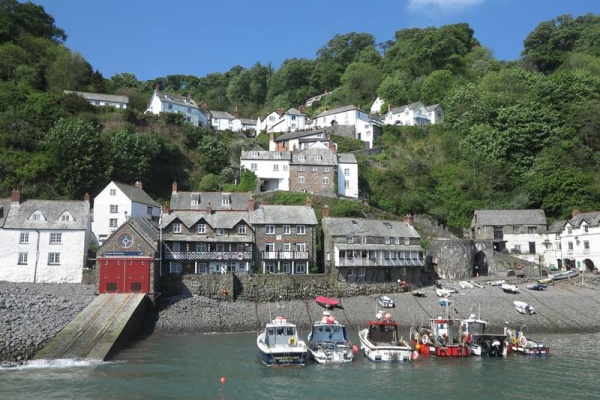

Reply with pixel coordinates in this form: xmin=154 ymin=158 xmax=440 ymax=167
xmin=308 ymin=342 xmax=354 ymax=364
xmin=414 ymin=341 xmax=471 ymax=357
xmin=258 ymin=348 xmax=308 ymax=366
xmin=359 ymin=329 xmax=412 ymax=362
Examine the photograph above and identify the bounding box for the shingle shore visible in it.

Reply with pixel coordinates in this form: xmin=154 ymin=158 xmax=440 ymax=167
xmin=2 ymin=276 xmax=599 ymax=366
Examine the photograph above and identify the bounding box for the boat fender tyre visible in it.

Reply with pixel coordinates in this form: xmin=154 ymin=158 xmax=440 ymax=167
xmin=288 ymin=336 xmax=298 ymax=346
xmin=421 ymin=334 xmax=429 ymax=344
xmin=519 ymin=336 xmax=527 ymax=347
xmin=466 ymin=333 xmax=473 ymax=344
xmin=516 ymin=263 xmax=523 ymax=270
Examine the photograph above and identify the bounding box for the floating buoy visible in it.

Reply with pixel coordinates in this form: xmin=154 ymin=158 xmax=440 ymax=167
xmin=384 ymin=313 xmax=393 ymax=320
xmin=352 ymin=345 xmax=359 ymax=354
xmin=220 ymin=377 xmax=226 ymax=384
xmin=416 ymin=343 xmax=421 ymax=351
xmin=412 ymin=351 xmax=420 ymax=360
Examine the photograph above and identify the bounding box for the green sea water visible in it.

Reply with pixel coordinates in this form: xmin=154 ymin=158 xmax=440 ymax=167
xmin=1 ymin=332 xmax=598 ymax=400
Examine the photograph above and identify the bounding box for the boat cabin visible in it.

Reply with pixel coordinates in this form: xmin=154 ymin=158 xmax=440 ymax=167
xmin=264 ymin=318 xmax=297 ymax=347
xmin=431 ymin=316 xmax=459 ymax=344
xmin=368 ymin=313 xmax=399 ymax=344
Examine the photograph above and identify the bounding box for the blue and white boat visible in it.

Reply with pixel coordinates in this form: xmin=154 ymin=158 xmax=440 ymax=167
xmin=257 ymin=315 xmax=308 ymax=366
xmin=549 ymin=269 xmax=579 ymax=281
xmin=307 ymin=311 xmax=357 ymax=364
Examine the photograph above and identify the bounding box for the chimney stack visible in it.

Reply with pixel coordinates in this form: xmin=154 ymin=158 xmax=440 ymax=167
xmin=135 ymin=181 xmax=142 ymax=189
xmin=404 ymin=213 xmax=414 ymax=226
xmin=305 ymin=197 xmax=312 ymax=208
xmin=172 ymin=182 xmax=178 ymax=193
xmin=322 ymin=204 xmax=329 ymax=218
xmin=11 ymin=188 xmax=20 ymax=206
xmin=572 ymin=209 xmax=581 ymax=218
xmin=233 ymin=110 xmax=239 ymax=119
xmin=206 ymin=202 xmax=212 ymax=214
xmin=247 ymin=193 xmax=256 ymax=211
xmin=84 ymin=193 xmax=90 ymax=202
xmin=162 ymin=203 xmax=170 ymax=215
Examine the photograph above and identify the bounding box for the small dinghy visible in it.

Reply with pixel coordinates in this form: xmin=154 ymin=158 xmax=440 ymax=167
xmin=514 ymin=301 xmax=536 ymax=315
xmin=527 ymin=283 xmax=547 ymax=291
xmin=438 ymin=297 xmax=452 ymax=307
xmin=488 ymin=280 xmax=505 ymax=286
xmin=459 ymin=281 xmax=474 ymax=289
xmin=377 ymin=295 xmax=395 ymax=308
xmin=412 ymin=290 xmax=426 ymax=298
xmin=315 ymin=296 xmax=344 ymax=310
xmin=501 ymin=283 xmax=519 ymax=294
xmin=435 ymin=288 xmax=453 ymax=297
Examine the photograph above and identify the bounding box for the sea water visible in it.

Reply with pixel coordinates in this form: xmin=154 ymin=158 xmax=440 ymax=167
xmin=1 ymin=332 xmax=598 ymax=400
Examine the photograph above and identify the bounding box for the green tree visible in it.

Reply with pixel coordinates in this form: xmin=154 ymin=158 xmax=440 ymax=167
xmin=197 ymin=137 xmax=229 ymax=175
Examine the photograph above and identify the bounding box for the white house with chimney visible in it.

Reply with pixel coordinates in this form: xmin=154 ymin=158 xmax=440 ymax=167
xmin=0 ymin=189 xmax=91 ymax=283
xmin=64 ymin=91 xmax=129 ymax=109
xmin=310 ymin=105 xmax=380 ymax=148
xmin=256 ymin=108 xmax=307 ymax=134
xmin=383 ymin=102 xmax=444 ymax=126
xmin=92 ymin=181 xmax=161 ymax=245
xmin=145 ymin=88 xmax=211 ymax=127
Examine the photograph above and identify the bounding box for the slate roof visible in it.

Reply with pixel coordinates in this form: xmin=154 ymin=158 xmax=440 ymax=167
xmin=273 ymin=129 xmax=327 ymax=142
xmin=64 ymin=90 xmax=129 ymax=104
xmin=250 ymin=205 xmax=317 ymax=225
xmin=113 ymin=182 xmax=160 ymax=207
xmin=240 ymin=149 xmax=292 ymax=161
xmin=472 ymin=209 xmax=547 ymax=226
xmin=156 ymin=91 xmax=199 ymax=109
xmin=131 ymin=215 xmax=159 ymax=242
xmin=388 ymin=102 xmax=424 ymax=115
xmin=548 ymin=220 xmax=566 ymax=234
xmin=426 ymin=104 xmax=442 ymax=112
xmin=313 ymin=105 xmax=362 ymax=118
xmin=160 ymin=210 xmax=251 ymax=230
xmin=169 ymin=191 xmax=252 ymax=212
xmin=211 ymin=110 xmax=234 ymax=120
xmin=337 ymin=153 xmax=357 ymax=164
xmin=322 ymin=217 xmax=420 ymax=238
xmin=567 ymin=211 xmax=600 ymax=228
xmin=291 ymin=143 xmax=337 ymax=166
xmin=0 ymin=199 xmax=11 ymax=227
xmin=2 ymin=199 xmax=89 ymax=230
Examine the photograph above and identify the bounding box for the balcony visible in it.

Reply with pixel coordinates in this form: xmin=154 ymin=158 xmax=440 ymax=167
xmin=165 ymin=251 xmax=253 ymax=261
xmin=336 ymin=257 xmax=422 ymax=268
xmin=261 ymin=251 xmax=309 ymax=260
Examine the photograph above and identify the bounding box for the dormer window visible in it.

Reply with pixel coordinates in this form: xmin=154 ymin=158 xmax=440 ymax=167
xmin=275 ymin=152 xmax=282 ymax=158
xmin=315 ymin=155 xmax=322 ymax=161
xmin=29 ymin=210 xmax=46 ymax=221
xmin=222 ymin=194 xmax=231 ymax=206
xmin=59 ymin=212 xmax=73 ymax=222
xmin=298 ymin=155 xmax=306 ymax=161
xmin=252 ymin=151 xmax=259 ymax=157
xmin=191 ymin=193 xmax=200 ymax=206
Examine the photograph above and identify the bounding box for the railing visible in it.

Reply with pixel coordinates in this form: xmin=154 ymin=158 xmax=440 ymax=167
xmin=261 ymin=251 xmax=309 ymax=260
xmin=164 ymin=251 xmax=252 ymax=261
xmin=336 ymin=258 xmax=423 ymax=267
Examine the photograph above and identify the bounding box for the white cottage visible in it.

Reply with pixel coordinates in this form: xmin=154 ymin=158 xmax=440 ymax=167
xmin=145 ymin=88 xmax=211 ymax=127
xmin=256 ymin=108 xmax=307 ymax=134
xmin=92 ymin=181 xmax=161 ymax=245
xmin=64 ymin=90 xmax=129 ymax=109
xmin=0 ymin=189 xmax=91 ymax=283
xmin=310 ymin=105 xmax=379 ymax=148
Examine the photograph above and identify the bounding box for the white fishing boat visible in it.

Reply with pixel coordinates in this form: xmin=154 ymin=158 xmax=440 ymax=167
xmin=505 ymin=327 xmax=550 ymax=356
xmin=488 ymin=280 xmax=506 ymax=286
xmin=459 ymin=281 xmax=474 ymax=289
xmin=377 ymin=295 xmax=395 ymax=308
xmin=359 ymin=310 xmax=414 ymax=362
xmin=307 ymin=311 xmax=357 ymax=364
xmin=549 ymin=269 xmax=579 ymax=281
xmin=257 ymin=316 xmax=308 ymax=366
xmin=435 ymin=288 xmax=453 ymax=297
xmin=514 ymin=301 xmax=536 ymax=315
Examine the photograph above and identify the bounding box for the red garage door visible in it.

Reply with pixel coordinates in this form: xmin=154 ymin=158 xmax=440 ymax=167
xmin=98 ymin=258 xmax=151 ymax=294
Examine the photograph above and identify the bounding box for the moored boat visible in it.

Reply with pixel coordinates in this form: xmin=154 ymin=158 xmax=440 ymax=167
xmin=307 ymin=311 xmax=357 ymax=364
xmin=459 ymin=281 xmax=474 ymax=289
xmin=488 ymin=280 xmax=505 ymax=286
xmin=315 ymin=295 xmax=344 ymax=310
xmin=377 ymin=295 xmax=395 ymax=308
xmin=501 ymin=283 xmax=519 ymax=293
xmin=359 ymin=310 xmax=414 ymax=362
xmin=505 ymin=327 xmax=550 ymax=356
xmin=410 ymin=304 xmax=471 ymax=358
xmin=459 ymin=312 xmax=507 ymax=357
xmin=257 ymin=316 xmax=308 ymax=366
xmin=549 ymin=269 xmax=579 ymax=281
xmin=526 ymin=283 xmax=547 ymax=291
xmin=514 ymin=300 xmax=536 ymax=315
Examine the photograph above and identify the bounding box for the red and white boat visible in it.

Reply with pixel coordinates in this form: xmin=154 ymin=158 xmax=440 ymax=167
xmin=315 ymin=296 xmax=344 ymax=310
xmin=505 ymin=327 xmax=550 ymax=356
xmin=410 ymin=313 xmax=472 ymax=358
xmin=359 ymin=310 xmax=414 ymax=362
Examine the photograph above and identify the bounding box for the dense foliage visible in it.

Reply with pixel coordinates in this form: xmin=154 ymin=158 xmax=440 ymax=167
xmin=1 ymin=1 xmax=600 ymax=228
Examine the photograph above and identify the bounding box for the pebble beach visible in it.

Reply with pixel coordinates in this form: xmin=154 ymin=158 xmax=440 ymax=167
xmin=2 ymin=275 xmax=600 ymax=366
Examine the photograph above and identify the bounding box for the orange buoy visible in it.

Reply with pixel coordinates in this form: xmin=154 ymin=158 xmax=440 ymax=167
xmin=220 ymin=377 xmax=226 ymax=384
xmin=352 ymin=345 xmax=359 ymax=354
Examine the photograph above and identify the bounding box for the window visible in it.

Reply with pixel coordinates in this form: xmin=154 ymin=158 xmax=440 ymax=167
xmin=283 ymin=164 xmax=288 ymax=171
xmin=265 ymin=242 xmax=275 ymax=252
xmin=110 ymin=205 xmax=118 ymax=213
xmin=198 ymin=224 xmax=206 ymax=234
xmin=221 ymin=195 xmax=231 ymax=205
xmin=568 ymin=242 xmax=573 ymax=250
xmin=109 ymin=189 xmax=116 ymax=196
xmin=296 ymin=242 xmax=306 ymax=252
xmin=298 ymin=176 xmax=305 ymax=183
xmin=567 ymin=227 xmax=572 ymax=234
xmin=283 ymin=225 xmax=291 ymax=235
xmin=20 ymin=233 xmax=29 ymax=244
xmin=344 ymin=168 xmax=350 ymax=176
xmin=282 ymin=242 xmax=291 ymax=252
xmin=266 ymin=262 xmax=276 ymax=273
xmin=315 ymin=156 xmax=322 ymax=161
xmin=238 ymin=225 xmax=246 ymax=234
xmin=322 ymin=177 xmax=329 ymax=184
xmin=346 ymin=236 xmax=354 ymax=244
xmin=216 ymin=228 xmax=225 ymax=236
xmin=311 ymin=166 xmax=318 ymax=172
xmin=170 ymin=263 xmax=182 ymax=274
xmin=48 ymin=253 xmax=60 ymax=265
xmin=269 ymin=116 xmax=275 ymax=121
xmin=31 ymin=212 xmax=41 ymax=221
xmin=173 ymin=223 xmax=182 ymax=233
xmin=273 ymin=164 xmax=279 ymax=171
xmin=109 ymin=219 xmax=118 ymax=228
xmin=527 ymin=226 xmax=537 ymax=234
xmin=275 ymin=152 xmax=282 ymax=158
xmin=297 ymin=165 xmax=305 ymax=172
xmin=147 ymin=206 xmax=153 ymax=215
xmin=358 ymin=268 xmax=366 ymax=277
xmin=584 ymin=241 xmax=590 ymax=249
xmin=384 ymin=236 xmax=390 ymax=244
xmin=250 ymin=163 xmax=257 ymax=171
xmin=266 ymin=225 xmax=275 ymax=234
xmin=49 ymin=233 xmax=62 ymax=244
xmin=298 ymin=155 xmax=306 ymax=161
xmin=18 ymin=253 xmax=28 ymax=265
xmin=404 ymin=238 xmax=410 ymax=245
xmin=60 ymin=214 xmax=71 ymax=222
xmin=584 ymin=226 xmax=589 ymax=233
xmin=296 ymin=225 xmax=305 ymax=235
xmin=295 ymin=262 xmax=306 ymax=274
xmin=361 ymin=236 xmax=366 ymax=244
xmin=347 ymin=268 xmax=354 ymax=276
xmin=172 ymin=243 xmax=181 ymax=251
xmin=252 ymin=151 xmax=259 ymax=157
xmin=323 ymin=166 xmax=329 ymax=173
xmin=196 ymin=243 xmax=207 ymax=252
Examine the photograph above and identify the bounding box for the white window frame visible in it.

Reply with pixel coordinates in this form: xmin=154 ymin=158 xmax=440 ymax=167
xmin=109 ymin=218 xmax=118 ymax=228
xmin=298 ymin=176 xmax=305 ymax=184
xmin=266 ymin=225 xmax=275 ymax=235
xmin=322 ymin=177 xmax=329 ymax=184
xmin=358 ymin=267 xmax=366 ymax=277
xmin=109 ymin=189 xmax=116 ymax=196
xmin=216 ymin=228 xmax=225 ymax=236
xmin=110 ymin=204 xmax=119 ymax=213
xmin=50 ymin=233 xmax=62 ymax=244
xmin=48 ymin=253 xmax=60 ymax=265
xmin=20 ymin=233 xmax=29 ymax=244
xmin=173 ymin=223 xmax=182 ymax=234
xmin=344 ymin=168 xmax=350 ymax=176
xmin=295 ymin=262 xmax=306 ymax=274
xmin=197 ymin=224 xmax=206 ymax=234
xmin=238 ymin=225 xmax=246 ymax=234
xmin=296 ymin=225 xmax=305 ymax=235
xmin=250 ymin=163 xmax=257 ymax=171
xmin=298 ymin=165 xmax=305 ymax=172
xmin=18 ymin=252 xmax=28 ymax=265
xmin=283 ymin=225 xmax=291 ymax=235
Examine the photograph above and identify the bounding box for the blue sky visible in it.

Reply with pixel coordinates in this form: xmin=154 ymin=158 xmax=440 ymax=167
xmin=30 ymin=0 xmax=599 ymax=82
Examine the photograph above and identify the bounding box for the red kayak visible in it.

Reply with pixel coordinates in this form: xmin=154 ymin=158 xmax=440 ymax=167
xmin=315 ymin=296 xmax=344 ymax=310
